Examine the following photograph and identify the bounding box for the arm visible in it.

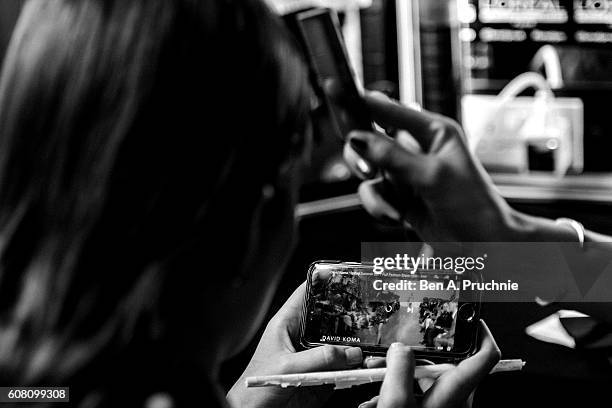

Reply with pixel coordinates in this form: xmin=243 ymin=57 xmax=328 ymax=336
xmin=510 ymin=215 xmax=612 ymax=324
xmin=345 ymin=91 xmax=612 ymax=322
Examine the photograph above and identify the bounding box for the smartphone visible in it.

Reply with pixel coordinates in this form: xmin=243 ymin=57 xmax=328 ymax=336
xmin=292 ymin=8 xmax=374 ymax=140
xmin=300 ymin=261 xmax=482 ymax=362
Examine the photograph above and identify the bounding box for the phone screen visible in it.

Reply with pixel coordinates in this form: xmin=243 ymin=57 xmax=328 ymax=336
xmin=297 ymin=9 xmax=373 ymax=139
xmin=303 ymin=264 xmax=461 ymax=351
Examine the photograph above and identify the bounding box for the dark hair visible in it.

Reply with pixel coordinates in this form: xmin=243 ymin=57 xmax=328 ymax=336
xmin=0 ymin=0 xmax=309 ymax=403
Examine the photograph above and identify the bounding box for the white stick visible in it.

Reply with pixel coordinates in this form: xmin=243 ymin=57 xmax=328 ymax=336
xmin=245 ymin=359 xmax=525 ymax=390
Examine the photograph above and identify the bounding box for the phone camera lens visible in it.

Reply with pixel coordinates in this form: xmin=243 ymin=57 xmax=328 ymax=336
xmin=458 ymin=304 xmax=476 ymax=322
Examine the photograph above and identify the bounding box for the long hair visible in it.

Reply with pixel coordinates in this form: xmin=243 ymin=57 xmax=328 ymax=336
xmin=0 ymin=0 xmax=310 ymax=404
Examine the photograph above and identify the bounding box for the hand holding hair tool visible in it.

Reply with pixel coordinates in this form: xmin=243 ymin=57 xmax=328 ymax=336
xmin=246 ymin=359 xmax=525 ymax=390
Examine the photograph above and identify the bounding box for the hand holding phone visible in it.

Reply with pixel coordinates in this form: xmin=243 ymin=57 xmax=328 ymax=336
xmin=227 ymin=282 xmax=364 ymax=408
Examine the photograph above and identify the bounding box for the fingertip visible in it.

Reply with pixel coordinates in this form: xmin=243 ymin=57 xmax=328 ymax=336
xmin=343 ymin=143 xmax=370 ymax=180
xmin=357 ymin=396 xmax=379 ymax=408
xmin=389 ymin=342 xmax=411 ymax=353
xmin=387 ymin=343 xmax=415 ymax=365
xmin=479 ymin=320 xmax=497 ymax=347
xmin=345 ymin=346 xmax=363 ymax=366
xmin=356 ymin=158 xmax=372 ymax=175
xmin=380 ymin=343 xmax=416 ymax=406
xmin=477 ymin=320 xmax=501 ymax=363
xmin=365 ymin=90 xmax=391 ymax=101
xmin=365 ymin=356 xmax=386 ymax=368
xmin=389 ymin=342 xmax=412 ymax=351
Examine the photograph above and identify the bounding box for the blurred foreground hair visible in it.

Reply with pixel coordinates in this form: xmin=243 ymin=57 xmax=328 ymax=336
xmin=0 ymin=0 xmax=309 ymax=404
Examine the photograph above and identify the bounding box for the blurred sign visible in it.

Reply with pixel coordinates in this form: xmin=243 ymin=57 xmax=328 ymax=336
xmin=478 ymin=0 xmax=569 ymax=24
xmin=574 ymin=0 xmax=612 ymax=25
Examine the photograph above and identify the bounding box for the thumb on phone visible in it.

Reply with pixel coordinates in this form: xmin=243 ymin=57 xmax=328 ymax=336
xmin=377 ymin=343 xmax=417 ymax=408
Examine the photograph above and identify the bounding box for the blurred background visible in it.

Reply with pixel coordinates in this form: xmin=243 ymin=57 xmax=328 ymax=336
xmin=3 ymin=0 xmax=612 ymax=406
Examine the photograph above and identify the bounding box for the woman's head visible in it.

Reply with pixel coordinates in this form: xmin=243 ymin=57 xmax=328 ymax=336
xmin=0 ymin=0 xmax=310 ymax=388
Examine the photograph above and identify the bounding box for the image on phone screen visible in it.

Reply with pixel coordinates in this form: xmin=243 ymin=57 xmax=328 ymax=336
xmin=303 ymin=265 xmax=461 ymax=351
